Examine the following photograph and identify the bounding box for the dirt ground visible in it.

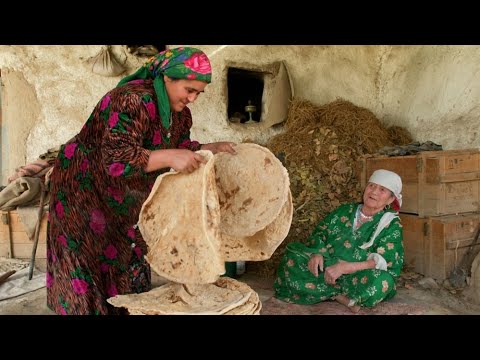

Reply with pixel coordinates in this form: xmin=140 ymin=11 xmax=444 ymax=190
xmin=1 ymin=257 xmax=480 ymax=315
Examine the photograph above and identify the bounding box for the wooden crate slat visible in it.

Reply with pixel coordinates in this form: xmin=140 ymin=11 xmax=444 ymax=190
xmin=0 ymin=243 xmax=47 ymax=259
xmin=360 ymin=149 xmax=480 ymax=216
xmin=0 ymin=210 xmax=48 ymax=260
xmin=400 ymin=212 xmax=480 ymax=280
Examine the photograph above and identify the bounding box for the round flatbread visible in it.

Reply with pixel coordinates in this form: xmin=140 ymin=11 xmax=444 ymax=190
xmin=214 ymin=143 xmax=290 ymax=238
xmin=222 ymin=190 xmax=293 ymax=261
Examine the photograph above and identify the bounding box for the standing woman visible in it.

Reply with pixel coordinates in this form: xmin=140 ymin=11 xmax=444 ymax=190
xmin=47 ymin=47 xmax=235 ymax=315
xmin=274 ymin=169 xmax=404 ymax=312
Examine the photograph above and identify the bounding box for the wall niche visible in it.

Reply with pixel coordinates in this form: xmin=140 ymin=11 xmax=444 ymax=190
xmin=225 ymin=60 xmax=294 ymax=130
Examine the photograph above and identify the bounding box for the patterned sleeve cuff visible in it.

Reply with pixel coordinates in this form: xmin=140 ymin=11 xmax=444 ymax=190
xmin=178 ymin=139 xmax=202 ymax=151
xmin=192 ymin=142 xmax=203 ymax=151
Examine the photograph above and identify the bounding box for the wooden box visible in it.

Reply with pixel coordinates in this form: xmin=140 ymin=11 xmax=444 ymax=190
xmin=359 ymin=149 xmax=480 ymax=216
xmin=400 ymin=212 xmax=480 ymax=280
xmin=0 ymin=210 xmax=48 ymax=259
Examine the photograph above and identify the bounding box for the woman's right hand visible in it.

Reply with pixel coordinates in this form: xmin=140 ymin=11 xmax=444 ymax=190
xmin=169 ymin=149 xmax=206 ymax=173
xmin=146 ymin=149 xmax=206 ymax=173
xmin=308 ymin=254 xmax=324 ymax=277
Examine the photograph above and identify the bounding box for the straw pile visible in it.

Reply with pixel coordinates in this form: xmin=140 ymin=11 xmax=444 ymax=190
xmin=387 ymin=125 xmax=413 ymax=145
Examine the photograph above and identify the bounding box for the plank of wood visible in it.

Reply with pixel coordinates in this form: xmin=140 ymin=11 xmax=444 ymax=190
xmin=0 ymin=231 xmax=46 ymax=244
xmin=0 ymin=243 xmax=47 ymax=259
xmin=0 ymin=211 xmax=48 ymax=233
xmin=439 ymin=172 xmax=480 ymax=183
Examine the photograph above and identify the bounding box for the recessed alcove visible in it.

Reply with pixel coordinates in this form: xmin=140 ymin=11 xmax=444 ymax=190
xmin=225 ymin=61 xmax=294 ymax=130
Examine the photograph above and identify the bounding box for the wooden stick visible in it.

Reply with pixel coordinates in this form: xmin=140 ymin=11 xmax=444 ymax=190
xmin=28 ymin=183 xmax=46 ymax=280
xmin=2 ymin=211 xmax=14 ymax=258
xmin=8 ymin=212 xmax=13 ymax=258
xmin=0 ymin=270 xmax=16 ymax=286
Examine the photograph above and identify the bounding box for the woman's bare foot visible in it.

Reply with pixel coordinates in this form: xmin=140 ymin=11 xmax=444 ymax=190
xmin=349 ymin=304 xmax=361 ymax=313
xmin=333 ymin=295 xmax=361 ymax=313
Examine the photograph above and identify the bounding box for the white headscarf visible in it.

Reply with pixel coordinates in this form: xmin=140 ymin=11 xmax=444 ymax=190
xmin=368 ymin=169 xmax=403 ymax=207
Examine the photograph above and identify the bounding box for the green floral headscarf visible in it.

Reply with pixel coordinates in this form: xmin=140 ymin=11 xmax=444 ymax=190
xmin=117 ymin=47 xmax=212 ymax=129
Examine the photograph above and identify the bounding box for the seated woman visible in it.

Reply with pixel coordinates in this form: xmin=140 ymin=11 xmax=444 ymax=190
xmin=274 ymin=169 xmax=404 ymax=313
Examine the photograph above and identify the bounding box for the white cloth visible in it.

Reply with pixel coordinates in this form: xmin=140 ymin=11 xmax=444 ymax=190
xmin=359 ymin=212 xmax=398 ymax=250
xmin=367 ymin=253 xmax=388 ymax=271
xmin=368 ymin=169 xmax=403 ymax=207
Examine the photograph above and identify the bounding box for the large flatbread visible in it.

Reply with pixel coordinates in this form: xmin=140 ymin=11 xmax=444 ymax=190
xmin=222 ymin=190 xmax=293 ymax=261
xmin=214 ymin=143 xmax=290 ymax=238
xmin=138 ymin=151 xmax=224 ymax=284
xmin=107 ymin=280 xmax=254 ymax=315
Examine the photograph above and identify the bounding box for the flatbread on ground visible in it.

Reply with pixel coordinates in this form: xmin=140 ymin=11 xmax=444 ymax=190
xmin=216 ymin=277 xmax=261 ymax=315
xmin=107 ymin=279 xmax=255 ymax=315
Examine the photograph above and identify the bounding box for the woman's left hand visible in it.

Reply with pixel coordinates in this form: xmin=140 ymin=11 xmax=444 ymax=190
xmin=201 ymin=142 xmax=237 ymax=155
xmin=324 ymin=261 xmax=350 ymax=285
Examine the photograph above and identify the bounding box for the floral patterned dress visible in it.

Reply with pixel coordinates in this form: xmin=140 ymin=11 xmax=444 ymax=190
xmin=46 ymin=79 xmax=201 ymax=315
xmin=274 ymin=203 xmax=404 ymax=308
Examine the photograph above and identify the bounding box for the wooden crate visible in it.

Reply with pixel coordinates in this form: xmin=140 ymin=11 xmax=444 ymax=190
xmin=0 ymin=210 xmax=48 ymax=259
xmin=359 ymin=149 xmax=480 ymax=216
xmin=400 ymin=212 xmax=480 ymax=280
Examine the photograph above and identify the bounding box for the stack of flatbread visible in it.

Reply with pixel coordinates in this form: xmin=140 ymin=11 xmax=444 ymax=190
xmin=107 ymin=277 xmax=261 ymax=315
xmin=108 ymin=143 xmax=291 ymax=314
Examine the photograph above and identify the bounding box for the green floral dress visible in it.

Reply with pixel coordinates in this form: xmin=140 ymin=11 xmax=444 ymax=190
xmin=274 ymin=203 xmax=404 ymax=308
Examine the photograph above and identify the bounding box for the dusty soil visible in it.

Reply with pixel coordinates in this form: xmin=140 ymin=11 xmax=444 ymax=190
xmin=240 ymin=271 xmax=480 ymax=315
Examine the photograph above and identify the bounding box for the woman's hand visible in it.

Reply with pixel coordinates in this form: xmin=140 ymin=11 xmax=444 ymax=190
xmin=324 ymin=259 xmax=376 ymax=285
xmin=145 ymin=149 xmax=206 ymax=173
xmin=324 ymin=261 xmax=351 ymax=285
xmin=170 ymin=149 xmax=206 ymax=173
xmin=201 ymin=142 xmax=237 ymax=155
xmin=308 ymin=254 xmax=324 ymax=277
